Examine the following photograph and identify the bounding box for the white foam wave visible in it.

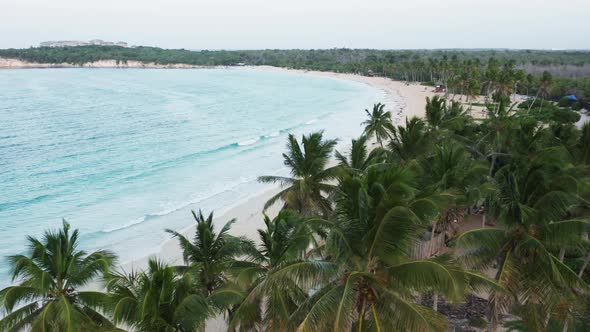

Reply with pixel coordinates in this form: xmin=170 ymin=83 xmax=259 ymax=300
xmin=102 ymin=217 xmax=146 ymax=233
xmin=99 ymin=176 xmax=262 ymax=234
xmin=238 ymin=138 xmax=259 ymax=146
xmin=305 ymin=119 xmax=318 ymax=125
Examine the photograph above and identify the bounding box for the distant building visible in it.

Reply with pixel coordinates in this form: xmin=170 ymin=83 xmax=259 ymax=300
xmin=39 ymin=40 xmax=89 ymax=47
xmin=39 ymin=39 xmax=128 ymax=48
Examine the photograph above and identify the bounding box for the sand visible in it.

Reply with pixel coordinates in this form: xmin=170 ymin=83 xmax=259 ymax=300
xmin=7 ymin=64 xmax=436 ymax=330
xmin=105 ymin=67 xmax=436 ymax=331
xmin=0 ymin=58 xmax=212 ymax=69
xmin=119 ymin=66 xmax=437 ymax=273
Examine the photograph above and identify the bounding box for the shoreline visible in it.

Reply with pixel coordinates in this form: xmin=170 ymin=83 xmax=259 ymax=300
xmin=2 ymin=60 xmax=436 ymax=285
xmin=3 ymin=63 xmax=436 ymax=330
xmin=119 ymin=66 xmax=436 ymax=273
xmin=0 ymin=58 xmax=217 ymax=69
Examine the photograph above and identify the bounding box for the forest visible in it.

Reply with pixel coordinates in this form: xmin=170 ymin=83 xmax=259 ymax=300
xmin=2 ymin=94 xmax=590 ymax=331
xmin=2 ymin=46 xmax=590 ymax=100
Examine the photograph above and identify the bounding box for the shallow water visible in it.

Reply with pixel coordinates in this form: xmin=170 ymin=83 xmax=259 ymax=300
xmin=0 ymin=68 xmax=393 ymax=284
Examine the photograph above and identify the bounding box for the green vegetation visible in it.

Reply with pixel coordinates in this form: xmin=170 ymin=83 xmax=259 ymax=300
xmin=2 ymin=46 xmax=590 ymax=100
xmin=2 ymin=80 xmax=590 ymax=330
xmin=0 ymin=221 xmax=118 ymax=331
xmin=258 ymin=132 xmax=338 ymax=217
xmin=362 ymin=102 xmax=395 ymax=147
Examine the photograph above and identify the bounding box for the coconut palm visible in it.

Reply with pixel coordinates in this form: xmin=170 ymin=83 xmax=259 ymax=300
xmin=482 ymin=58 xmax=500 ymax=102
xmin=494 ymin=63 xmax=516 ymax=100
xmin=574 ymin=122 xmax=590 ymax=166
xmin=418 ymin=141 xmax=492 ymax=243
xmin=455 ymin=149 xmax=590 ymax=330
xmin=477 ymin=99 xmax=518 ymax=177
xmin=165 ymin=210 xmax=253 ymax=296
xmin=361 ymin=103 xmax=394 ymax=147
xmin=425 ymin=95 xmax=470 ymax=133
xmin=528 ymin=71 xmax=553 ymax=112
xmin=0 ymin=221 xmax=118 ymax=332
xmin=258 ymin=131 xmax=338 ymax=216
xmin=217 ymin=211 xmax=320 ymax=331
xmin=388 ymin=116 xmax=430 ymax=163
xmin=465 ymin=78 xmax=481 ymax=110
xmin=334 ymin=135 xmax=382 ymax=175
xmin=105 ymin=259 xmax=211 ymax=332
xmin=292 ymin=164 xmax=497 ymax=331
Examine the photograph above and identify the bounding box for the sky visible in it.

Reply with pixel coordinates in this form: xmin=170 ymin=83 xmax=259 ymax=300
xmin=2 ymin=0 xmax=589 ymax=50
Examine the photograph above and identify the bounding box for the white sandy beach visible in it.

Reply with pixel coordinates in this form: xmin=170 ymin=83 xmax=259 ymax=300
xmin=108 ymin=67 xmax=437 ymax=331
xmin=119 ymin=66 xmax=436 ymax=273
xmin=39 ymin=65 xmax=436 ymax=331
xmin=113 ymin=67 xmax=435 ymax=331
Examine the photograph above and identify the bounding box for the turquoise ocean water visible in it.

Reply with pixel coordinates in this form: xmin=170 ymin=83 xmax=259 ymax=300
xmin=0 ymin=68 xmax=390 ymax=285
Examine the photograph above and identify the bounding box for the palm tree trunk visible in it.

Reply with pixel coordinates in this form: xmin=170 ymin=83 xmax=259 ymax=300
xmin=528 ymin=89 xmax=541 ymax=113
xmin=512 ymin=83 xmax=517 ymax=102
xmin=429 ymin=220 xmax=438 ymax=256
xmin=578 ymin=253 xmax=590 ymax=277
xmin=429 ymin=216 xmax=441 ymax=312
xmin=489 ymin=252 xmax=509 ymax=332
xmin=551 ymin=248 xmax=568 ymax=331
xmin=433 ymin=293 xmax=438 ymax=312
xmin=489 ymin=153 xmax=497 ymax=177
xmin=559 ymin=248 xmax=566 ymax=261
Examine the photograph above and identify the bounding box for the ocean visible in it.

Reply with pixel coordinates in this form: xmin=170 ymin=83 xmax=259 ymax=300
xmin=0 ymin=68 xmax=395 ymax=285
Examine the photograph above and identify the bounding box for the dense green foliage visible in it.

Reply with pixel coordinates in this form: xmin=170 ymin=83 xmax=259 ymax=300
xmin=2 ymin=76 xmax=590 ymax=330
xmin=3 ymin=46 xmax=590 ymax=99
xmin=0 ymin=221 xmax=118 ymax=331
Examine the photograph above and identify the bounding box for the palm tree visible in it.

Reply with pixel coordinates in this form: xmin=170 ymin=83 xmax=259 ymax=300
xmin=292 ymin=164 xmax=496 ymax=331
xmin=334 ymin=135 xmax=381 ymax=175
xmin=105 ymin=259 xmax=211 ymax=332
xmin=574 ymin=122 xmax=590 ymax=166
xmin=258 ymin=131 xmax=338 ymax=216
xmin=218 ymin=211 xmax=318 ymax=331
xmin=388 ymin=116 xmax=430 ymax=163
xmin=465 ymin=78 xmax=481 ymax=110
xmin=455 ymin=150 xmax=590 ymax=330
xmin=528 ymin=71 xmax=553 ymax=112
xmin=494 ymin=63 xmax=516 ymax=100
xmin=361 ymin=103 xmax=394 ymax=147
xmin=511 ymin=69 xmax=526 ymax=102
xmin=418 ymin=142 xmax=491 ymax=244
xmin=166 ymin=210 xmax=253 ymax=297
xmin=426 ymin=96 xmax=469 ymax=130
xmin=483 ymin=58 xmax=500 ymax=102
xmin=0 ymin=221 xmax=118 ymax=331
xmin=479 ymin=99 xmax=517 ymax=177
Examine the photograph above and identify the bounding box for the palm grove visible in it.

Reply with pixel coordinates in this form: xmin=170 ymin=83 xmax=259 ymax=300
xmin=2 ymin=84 xmax=590 ymax=331
xmin=2 ymin=46 xmax=590 ymax=103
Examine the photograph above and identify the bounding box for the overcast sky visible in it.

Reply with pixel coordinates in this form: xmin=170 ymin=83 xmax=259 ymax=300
xmin=2 ymin=0 xmax=588 ymax=50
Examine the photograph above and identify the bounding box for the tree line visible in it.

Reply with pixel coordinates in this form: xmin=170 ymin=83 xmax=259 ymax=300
xmin=2 ymin=46 xmax=590 ymax=100
xmin=2 ymin=94 xmax=590 ymax=331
